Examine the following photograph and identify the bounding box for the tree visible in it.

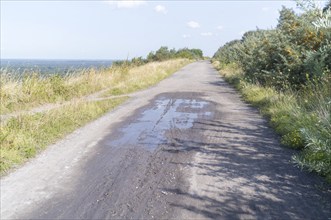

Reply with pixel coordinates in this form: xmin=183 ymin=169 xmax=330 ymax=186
xmin=155 ymin=46 xmax=171 ymax=61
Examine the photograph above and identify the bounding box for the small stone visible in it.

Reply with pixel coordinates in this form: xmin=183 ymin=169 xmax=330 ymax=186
xmin=161 ymin=191 xmax=168 ymax=195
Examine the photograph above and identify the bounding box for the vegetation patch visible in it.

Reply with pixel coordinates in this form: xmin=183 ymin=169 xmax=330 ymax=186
xmin=0 ymin=67 xmax=125 ymax=114
xmin=101 ymin=59 xmax=191 ymax=97
xmin=0 ymin=97 xmax=127 ymax=174
xmin=212 ymin=1 xmax=331 ymax=182
xmin=0 ymin=59 xmax=191 ymax=115
xmin=214 ymin=63 xmax=331 ymax=183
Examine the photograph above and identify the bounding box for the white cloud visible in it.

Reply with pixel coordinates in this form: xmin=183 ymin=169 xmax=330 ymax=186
xmin=200 ymin=32 xmax=213 ymax=36
xmin=155 ymin=5 xmax=167 ymax=14
xmin=105 ymin=0 xmax=147 ymax=8
xmin=187 ymin=21 xmax=200 ymax=29
xmin=216 ymin=25 xmax=224 ymax=30
xmin=182 ymin=34 xmax=191 ymax=39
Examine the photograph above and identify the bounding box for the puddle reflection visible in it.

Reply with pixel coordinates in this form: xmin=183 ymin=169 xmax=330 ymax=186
xmin=111 ymin=98 xmax=212 ymax=150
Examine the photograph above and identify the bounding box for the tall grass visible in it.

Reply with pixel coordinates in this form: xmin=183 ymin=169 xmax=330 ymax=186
xmin=0 ymin=59 xmax=190 ymax=115
xmin=215 ymin=63 xmax=331 ymax=182
xmin=101 ymin=59 xmax=190 ymax=96
xmin=0 ymin=67 xmax=121 ymax=114
xmin=0 ymin=98 xmax=127 ymax=174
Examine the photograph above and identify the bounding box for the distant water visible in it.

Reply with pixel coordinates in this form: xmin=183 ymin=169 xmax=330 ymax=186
xmin=0 ymin=59 xmax=116 ymax=76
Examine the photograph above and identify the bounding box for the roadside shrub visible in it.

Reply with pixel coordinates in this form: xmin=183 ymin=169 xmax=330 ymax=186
xmin=215 ymin=62 xmax=331 ymax=181
xmin=212 ymin=0 xmax=331 ymax=182
xmin=213 ymin=4 xmax=331 ymax=90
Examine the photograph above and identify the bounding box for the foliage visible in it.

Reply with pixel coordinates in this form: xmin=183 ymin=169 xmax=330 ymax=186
xmin=147 ymin=47 xmax=203 ymax=62
xmin=215 ymin=63 xmax=331 ymax=182
xmin=111 ymin=47 xmax=201 ymax=68
xmin=213 ymin=1 xmax=331 ymax=182
xmin=213 ymin=3 xmax=331 ymax=90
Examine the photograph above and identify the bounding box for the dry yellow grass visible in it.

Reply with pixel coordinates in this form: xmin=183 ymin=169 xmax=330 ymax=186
xmin=0 ymin=59 xmax=190 ymax=115
xmin=100 ymin=59 xmax=191 ymax=96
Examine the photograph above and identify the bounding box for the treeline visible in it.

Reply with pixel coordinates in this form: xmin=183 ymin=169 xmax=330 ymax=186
xmin=114 ymin=46 xmax=203 ymax=67
xmin=213 ymin=3 xmax=331 ymax=90
xmin=213 ymin=1 xmax=331 ymax=182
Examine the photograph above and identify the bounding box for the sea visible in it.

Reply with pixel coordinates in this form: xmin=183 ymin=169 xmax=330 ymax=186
xmin=0 ymin=59 xmax=116 ymax=76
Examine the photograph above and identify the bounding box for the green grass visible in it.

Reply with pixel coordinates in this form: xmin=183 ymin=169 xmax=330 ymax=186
xmin=0 ymin=97 xmax=127 ymax=174
xmin=214 ymin=62 xmax=331 ymax=183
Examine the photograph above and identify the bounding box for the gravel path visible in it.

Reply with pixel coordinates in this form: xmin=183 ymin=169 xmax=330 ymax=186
xmin=1 ymin=61 xmax=330 ymax=219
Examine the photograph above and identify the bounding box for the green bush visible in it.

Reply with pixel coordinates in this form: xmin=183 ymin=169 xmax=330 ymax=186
xmin=147 ymin=47 xmax=203 ymax=62
xmin=212 ymin=0 xmax=331 ymax=182
xmin=216 ymin=62 xmax=331 ymax=182
xmin=213 ymin=4 xmax=331 ymax=90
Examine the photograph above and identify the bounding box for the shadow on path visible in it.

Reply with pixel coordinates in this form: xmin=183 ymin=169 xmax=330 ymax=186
xmin=162 ymin=115 xmax=331 ymax=219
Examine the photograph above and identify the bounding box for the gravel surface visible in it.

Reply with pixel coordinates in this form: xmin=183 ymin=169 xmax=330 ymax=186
xmin=1 ymin=61 xmax=330 ymax=219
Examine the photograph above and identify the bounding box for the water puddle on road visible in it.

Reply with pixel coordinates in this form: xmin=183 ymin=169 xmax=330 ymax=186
xmin=111 ymin=97 xmax=212 ymax=151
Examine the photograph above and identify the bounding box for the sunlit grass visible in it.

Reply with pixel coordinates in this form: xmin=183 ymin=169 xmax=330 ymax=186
xmin=0 ymin=97 xmax=127 ymax=174
xmin=0 ymin=59 xmax=190 ymax=114
xmin=100 ymin=59 xmax=191 ymax=97
xmin=0 ymin=67 xmax=120 ymax=114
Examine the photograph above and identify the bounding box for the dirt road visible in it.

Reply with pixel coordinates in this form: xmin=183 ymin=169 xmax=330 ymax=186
xmin=1 ymin=61 xmax=330 ymax=219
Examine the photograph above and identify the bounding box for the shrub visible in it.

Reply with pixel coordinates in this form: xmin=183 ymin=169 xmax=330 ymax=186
xmin=213 ymin=4 xmax=331 ymax=90
xmin=212 ymin=0 xmax=331 ymax=181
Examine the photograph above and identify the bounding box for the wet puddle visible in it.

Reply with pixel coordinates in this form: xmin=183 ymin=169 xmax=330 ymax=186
xmin=111 ymin=97 xmax=213 ymax=151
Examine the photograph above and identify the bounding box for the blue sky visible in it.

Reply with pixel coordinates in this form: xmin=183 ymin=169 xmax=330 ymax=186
xmin=0 ymin=0 xmax=303 ymax=60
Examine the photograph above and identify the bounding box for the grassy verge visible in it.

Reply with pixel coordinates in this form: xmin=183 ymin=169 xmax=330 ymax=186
xmin=0 ymin=59 xmax=190 ymax=114
xmin=100 ymin=59 xmax=191 ymax=97
xmin=0 ymin=68 xmax=119 ymax=114
xmin=214 ymin=62 xmax=331 ymax=182
xmin=0 ymin=97 xmax=127 ymax=174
